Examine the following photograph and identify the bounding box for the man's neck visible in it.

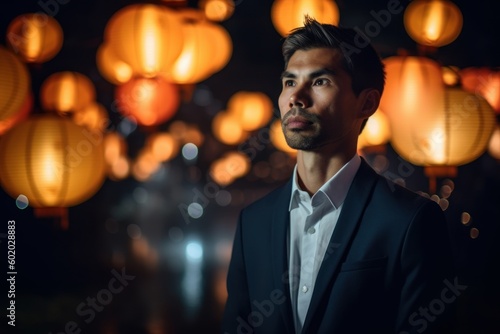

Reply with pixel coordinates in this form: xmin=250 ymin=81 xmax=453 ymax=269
xmin=296 ymin=149 xmax=356 ymax=196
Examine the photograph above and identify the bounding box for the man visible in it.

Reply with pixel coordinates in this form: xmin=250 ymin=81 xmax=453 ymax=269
xmin=222 ymin=17 xmax=455 ymax=334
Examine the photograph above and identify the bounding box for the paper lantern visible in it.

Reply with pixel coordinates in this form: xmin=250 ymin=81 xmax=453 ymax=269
xmin=104 ymin=4 xmax=183 ymax=78
xmin=199 ymin=0 xmax=235 ymax=21
xmin=72 ymin=102 xmax=109 ymax=132
xmin=96 ymin=43 xmax=133 ymax=85
xmin=227 ymin=91 xmax=273 ymax=131
xmin=404 ymin=0 xmax=463 ymax=47
xmin=380 ymin=56 xmax=444 ymax=139
xmin=212 ymin=111 xmax=248 ymax=145
xmin=0 ymin=92 xmax=32 ymax=135
xmin=460 ymin=67 xmax=500 ymax=113
xmin=390 ymin=87 xmax=495 ymax=166
xmin=0 ymin=114 xmax=106 ymax=208
xmin=6 ymin=13 xmax=63 ymax=63
xmin=271 ymin=0 xmax=340 ymax=37
xmin=0 ymin=46 xmax=31 ymax=123
xmin=169 ymin=10 xmax=232 ymax=84
xmin=115 ymin=76 xmax=180 ymax=126
xmin=40 ymin=71 xmax=96 ymax=115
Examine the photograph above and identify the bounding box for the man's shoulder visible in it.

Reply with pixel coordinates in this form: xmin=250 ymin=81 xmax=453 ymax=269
xmin=242 ymin=180 xmax=292 ymax=213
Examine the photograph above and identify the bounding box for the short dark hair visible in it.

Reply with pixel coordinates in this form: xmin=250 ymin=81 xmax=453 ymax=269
xmin=282 ymin=17 xmax=385 ymax=96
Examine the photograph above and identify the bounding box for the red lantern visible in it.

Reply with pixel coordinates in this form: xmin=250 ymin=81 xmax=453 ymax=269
xmin=115 ymin=76 xmax=180 ymax=126
xmin=460 ymin=67 xmax=500 ymax=114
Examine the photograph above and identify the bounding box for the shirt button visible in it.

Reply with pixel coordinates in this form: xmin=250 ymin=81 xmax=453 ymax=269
xmin=302 ymin=285 xmax=308 ymax=293
xmin=307 ymin=227 xmax=316 ymax=234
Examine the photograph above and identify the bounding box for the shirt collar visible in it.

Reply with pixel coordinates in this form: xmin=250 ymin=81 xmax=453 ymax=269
xmin=289 ymin=154 xmax=361 ymax=211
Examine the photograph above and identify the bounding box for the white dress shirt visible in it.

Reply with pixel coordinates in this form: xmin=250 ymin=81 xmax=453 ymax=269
xmin=288 ymin=154 xmax=361 ymax=333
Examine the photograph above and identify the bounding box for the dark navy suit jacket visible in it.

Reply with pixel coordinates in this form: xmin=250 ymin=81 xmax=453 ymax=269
xmin=222 ymin=159 xmax=455 ymax=334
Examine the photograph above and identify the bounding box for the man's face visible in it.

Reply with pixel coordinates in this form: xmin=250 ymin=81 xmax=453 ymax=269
xmin=278 ymin=47 xmax=365 ymax=152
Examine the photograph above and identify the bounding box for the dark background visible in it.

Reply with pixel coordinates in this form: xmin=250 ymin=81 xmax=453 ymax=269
xmin=1 ymin=0 xmax=500 ymax=333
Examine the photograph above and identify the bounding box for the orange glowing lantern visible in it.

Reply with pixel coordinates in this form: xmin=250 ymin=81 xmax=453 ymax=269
xmin=115 ymin=76 xmax=180 ymax=127
xmin=199 ymin=0 xmax=235 ymax=21
xmin=270 ymin=119 xmax=297 ymax=155
xmin=40 ymin=71 xmax=96 ymax=115
xmin=390 ymin=87 xmax=495 ymax=167
xmin=271 ymin=0 xmax=340 ymax=37
xmin=227 ymin=91 xmax=274 ymax=131
xmin=0 ymin=114 xmax=106 ymax=227
xmin=6 ymin=13 xmax=63 ymax=63
xmin=380 ymin=56 xmax=444 ymax=143
xmin=460 ymin=67 xmax=500 ymax=113
xmin=96 ymin=43 xmax=133 ymax=85
xmin=0 ymin=46 xmax=31 ymax=125
xmin=357 ymin=109 xmax=391 ymax=149
xmin=210 ymin=151 xmax=250 ymax=186
xmin=72 ymin=102 xmax=109 ymax=132
xmin=104 ymin=4 xmax=183 ymax=78
xmin=404 ymin=0 xmax=463 ymax=47
xmin=104 ymin=132 xmax=128 ymax=166
xmin=169 ymin=9 xmax=232 ymax=84
xmin=0 ymin=93 xmax=32 ymax=135
xmin=212 ymin=111 xmax=248 ymax=145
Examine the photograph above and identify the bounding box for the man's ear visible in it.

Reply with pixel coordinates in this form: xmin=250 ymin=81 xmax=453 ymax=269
xmin=358 ymin=88 xmax=381 ymax=118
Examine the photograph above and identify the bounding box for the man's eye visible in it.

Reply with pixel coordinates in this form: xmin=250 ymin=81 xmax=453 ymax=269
xmin=284 ymin=80 xmax=295 ymax=87
xmin=313 ymin=79 xmax=328 ymax=86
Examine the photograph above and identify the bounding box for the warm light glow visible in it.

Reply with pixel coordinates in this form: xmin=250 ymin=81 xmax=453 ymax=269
xmin=358 ymin=109 xmax=391 ymax=148
xmin=271 ymin=0 xmax=340 ymax=37
xmin=40 ymin=71 xmax=96 ymax=115
xmin=169 ymin=12 xmax=232 ymax=84
xmin=6 ymin=13 xmax=63 ymax=63
xmin=404 ymin=0 xmax=463 ymax=47
xmin=227 ymin=91 xmax=274 ymax=131
xmin=147 ymin=132 xmax=180 ymax=162
xmin=460 ymin=67 xmax=500 ymax=113
xmin=0 ymin=115 xmax=106 ymax=207
xmin=104 ymin=132 xmax=127 ymax=165
xmin=72 ymin=102 xmax=109 ymax=132
xmin=200 ymin=0 xmax=235 ymax=21
xmin=442 ymin=66 xmax=460 ymax=86
xmin=0 ymin=46 xmax=31 ymax=124
xmin=390 ymin=87 xmax=496 ymax=166
xmin=212 ymin=111 xmax=248 ymax=145
xmin=115 ymin=76 xmax=180 ymax=126
xmin=109 ymin=156 xmax=130 ymax=180
xmin=96 ymin=43 xmax=133 ymax=85
xmin=104 ymin=4 xmax=183 ymax=78
xmin=488 ymin=125 xmax=500 ymax=159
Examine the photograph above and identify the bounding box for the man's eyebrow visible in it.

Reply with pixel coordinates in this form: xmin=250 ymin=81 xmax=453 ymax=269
xmin=280 ymin=68 xmax=336 ymax=80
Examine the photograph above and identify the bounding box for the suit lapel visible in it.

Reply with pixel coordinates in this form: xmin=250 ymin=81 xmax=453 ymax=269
xmin=301 ymin=159 xmax=378 ymax=333
xmin=271 ymin=180 xmax=295 ymax=334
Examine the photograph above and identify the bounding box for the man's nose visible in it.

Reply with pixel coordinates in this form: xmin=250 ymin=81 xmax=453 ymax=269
xmin=288 ymin=87 xmax=310 ymax=109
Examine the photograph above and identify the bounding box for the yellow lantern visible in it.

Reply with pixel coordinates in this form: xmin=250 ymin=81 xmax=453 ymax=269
xmin=0 ymin=46 xmax=31 ymax=124
xmin=0 ymin=93 xmax=32 ymax=135
xmin=404 ymin=0 xmax=463 ymax=47
xmin=96 ymin=43 xmax=133 ymax=85
xmin=0 ymin=114 xmax=106 ymax=211
xmin=271 ymin=0 xmax=340 ymax=37
xmin=270 ymin=119 xmax=297 ymax=155
xmin=104 ymin=4 xmax=183 ymax=78
xmin=199 ymin=0 xmax=235 ymax=21
xmin=380 ymin=56 xmax=444 ymax=129
xmin=357 ymin=109 xmax=391 ymax=149
xmin=460 ymin=67 xmax=500 ymax=114
xmin=227 ymin=91 xmax=274 ymax=131
xmin=390 ymin=87 xmax=495 ymax=167
xmin=40 ymin=71 xmax=96 ymax=115
xmin=169 ymin=9 xmax=232 ymax=84
xmin=212 ymin=111 xmax=248 ymax=145
xmin=6 ymin=13 xmax=63 ymax=63
xmin=115 ymin=76 xmax=180 ymax=127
